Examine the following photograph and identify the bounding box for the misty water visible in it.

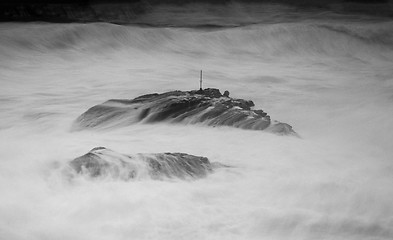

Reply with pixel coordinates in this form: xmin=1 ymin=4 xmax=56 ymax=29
xmin=1 ymin=4 xmax=393 ymax=240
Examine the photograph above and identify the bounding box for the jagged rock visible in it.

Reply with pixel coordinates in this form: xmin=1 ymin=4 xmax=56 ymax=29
xmin=69 ymin=147 xmax=226 ymax=180
xmin=72 ymin=88 xmax=298 ymax=136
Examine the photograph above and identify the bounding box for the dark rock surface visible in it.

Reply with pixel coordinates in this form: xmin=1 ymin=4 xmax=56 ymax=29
xmin=69 ymin=147 xmax=225 ymax=180
xmin=72 ymin=88 xmax=298 ymax=136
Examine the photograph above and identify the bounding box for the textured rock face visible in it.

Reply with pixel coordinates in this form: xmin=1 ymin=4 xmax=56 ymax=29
xmin=72 ymin=88 xmax=297 ymax=136
xmin=69 ymin=147 xmax=221 ymax=180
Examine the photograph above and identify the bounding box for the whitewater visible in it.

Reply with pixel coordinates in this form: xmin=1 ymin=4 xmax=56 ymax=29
xmin=1 ymin=4 xmax=393 ymax=240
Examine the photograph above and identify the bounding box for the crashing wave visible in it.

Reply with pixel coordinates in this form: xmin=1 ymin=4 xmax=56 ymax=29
xmin=68 ymin=147 xmax=226 ymax=180
xmin=1 ymin=21 xmax=392 ymax=60
xmin=72 ymin=88 xmax=298 ymax=136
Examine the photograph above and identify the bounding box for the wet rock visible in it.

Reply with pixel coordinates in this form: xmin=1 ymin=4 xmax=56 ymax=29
xmin=72 ymin=88 xmax=298 ymax=136
xmin=69 ymin=147 xmax=225 ymax=180
xmin=266 ymin=121 xmax=300 ymax=137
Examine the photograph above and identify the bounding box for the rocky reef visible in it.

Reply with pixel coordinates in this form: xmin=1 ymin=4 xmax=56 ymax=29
xmin=72 ymin=88 xmax=297 ymax=136
xmin=69 ymin=147 xmax=225 ymax=180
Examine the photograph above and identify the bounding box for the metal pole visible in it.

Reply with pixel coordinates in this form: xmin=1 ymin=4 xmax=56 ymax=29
xmin=200 ymin=70 xmax=203 ymax=90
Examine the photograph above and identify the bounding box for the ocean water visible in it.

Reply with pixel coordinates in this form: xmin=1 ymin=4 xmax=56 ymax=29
xmin=1 ymin=4 xmax=393 ymax=240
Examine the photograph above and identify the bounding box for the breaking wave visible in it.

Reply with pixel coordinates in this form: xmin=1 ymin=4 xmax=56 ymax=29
xmin=1 ymin=20 xmax=392 ymax=61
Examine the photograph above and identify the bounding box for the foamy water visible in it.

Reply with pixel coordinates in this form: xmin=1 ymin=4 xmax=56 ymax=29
xmin=1 ymin=5 xmax=393 ymax=239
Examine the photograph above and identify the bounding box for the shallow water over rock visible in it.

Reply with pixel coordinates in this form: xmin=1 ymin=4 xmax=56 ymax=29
xmin=69 ymin=147 xmax=226 ymax=180
xmin=73 ymin=88 xmax=298 ymax=136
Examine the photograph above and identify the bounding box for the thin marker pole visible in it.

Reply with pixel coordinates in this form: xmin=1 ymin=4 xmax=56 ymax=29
xmin=199 ymin=70 xmax=203 ymax=90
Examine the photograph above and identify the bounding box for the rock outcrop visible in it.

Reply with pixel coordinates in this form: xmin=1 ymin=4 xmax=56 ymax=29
xmin=72 ymin=88 xmax=297 ymax=136
xmin=69 ymin=147 xmax=225 ymax=180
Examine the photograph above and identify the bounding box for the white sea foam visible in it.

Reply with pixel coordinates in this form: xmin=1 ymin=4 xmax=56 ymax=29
xmin=0 ymin=6 xmax=393 ymax=239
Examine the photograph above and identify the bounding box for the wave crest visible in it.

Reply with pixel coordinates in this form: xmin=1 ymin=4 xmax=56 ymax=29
xmin=1 ymin=21 xmax=392 ymax=60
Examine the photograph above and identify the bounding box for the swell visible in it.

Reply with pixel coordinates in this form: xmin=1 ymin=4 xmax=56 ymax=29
xmin=318 ymin=23 xmax=393 ymax=49
xmin=1 ymin=20 xmax=392 ymax=60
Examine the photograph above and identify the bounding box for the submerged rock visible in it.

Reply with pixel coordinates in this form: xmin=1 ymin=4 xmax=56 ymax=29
xmin=72 ymin=88 xmax=298 ymax=136
xmin=69 ymin=147 xmax=225 ymax=180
